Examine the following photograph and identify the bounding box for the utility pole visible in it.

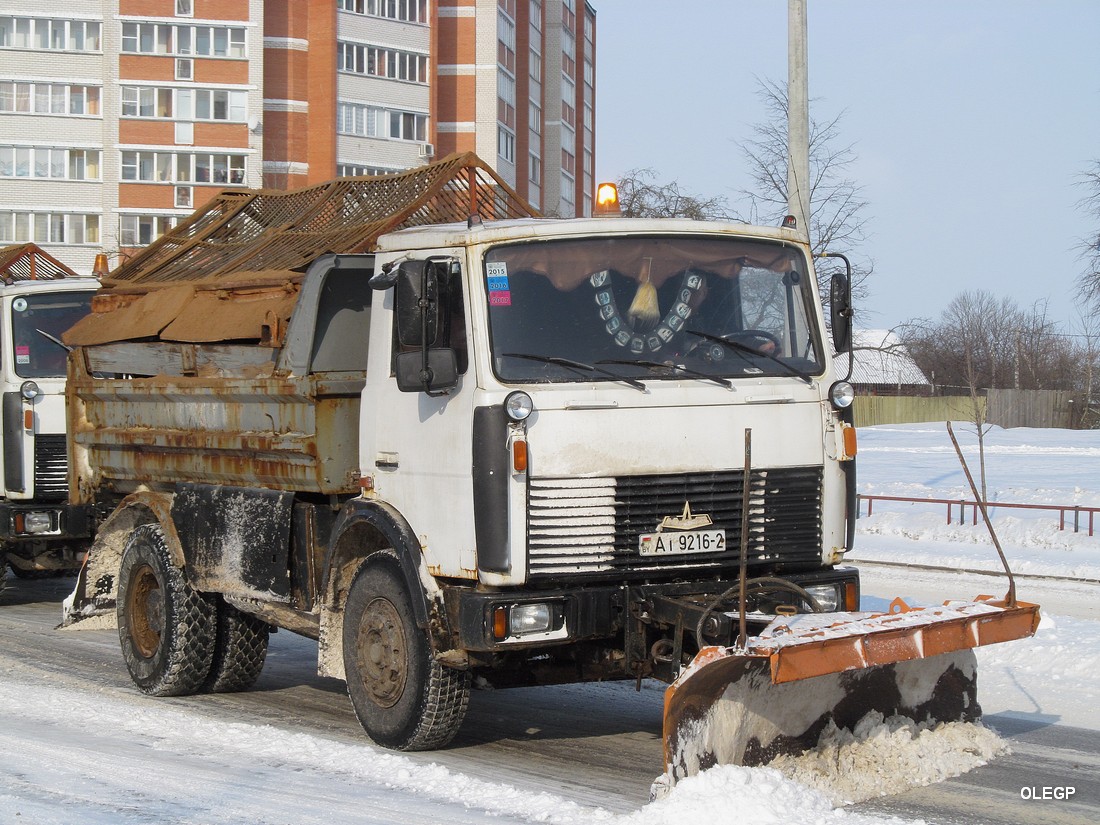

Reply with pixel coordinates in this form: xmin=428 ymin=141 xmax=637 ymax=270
xmin=787 ymin=0 xmax=810 ymax=242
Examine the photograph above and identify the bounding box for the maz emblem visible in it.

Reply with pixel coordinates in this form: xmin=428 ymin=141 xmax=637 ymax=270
xmin=658 ymin=502 xmax=713 ymax=532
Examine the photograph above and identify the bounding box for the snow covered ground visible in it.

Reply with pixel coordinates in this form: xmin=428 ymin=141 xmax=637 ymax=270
xmin=2 ymin=422 xmax=1097 ymax=824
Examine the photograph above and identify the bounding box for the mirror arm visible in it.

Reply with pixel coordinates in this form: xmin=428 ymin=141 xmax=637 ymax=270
xmin=819 ymin=251 xmax=854 ymax=382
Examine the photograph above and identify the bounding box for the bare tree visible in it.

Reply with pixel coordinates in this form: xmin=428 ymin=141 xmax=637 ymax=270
xmin=900 ymin=291 xmax=1079 ymax=392
xmin=1076 ymin=160 xmax=1100 ymax=312
xmin=734 ymin=78 xmax=873 ymax=303
xmin=615 ymin=168 xmax=735 ymax=220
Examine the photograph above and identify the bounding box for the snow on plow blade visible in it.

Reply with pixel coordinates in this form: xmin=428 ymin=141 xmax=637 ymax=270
xmin=663 ymin=596 xmax=1040 ymax=781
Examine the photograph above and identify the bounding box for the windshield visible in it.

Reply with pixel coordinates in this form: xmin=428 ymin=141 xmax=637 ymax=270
xmin=484 ymin=235 xmax=824 ymax=384
xmin=10 ymin=291 xmax=94 ymax=378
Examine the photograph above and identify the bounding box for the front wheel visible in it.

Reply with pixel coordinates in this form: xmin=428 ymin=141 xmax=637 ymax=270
xmin=342 ymin=558 xmax=470 ymax=750
xmin=116 ymin=523 xmax=216 ymax=696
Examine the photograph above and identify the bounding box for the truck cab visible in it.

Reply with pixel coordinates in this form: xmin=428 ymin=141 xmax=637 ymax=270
xmin=358 ymin=217 xmax=858 ymax=680
xmin=1 ymin=277 xmax=97 ymax=580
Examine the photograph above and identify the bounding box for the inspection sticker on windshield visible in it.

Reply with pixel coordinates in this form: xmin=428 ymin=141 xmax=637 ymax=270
xmin=486 ymin=262 xmax=511 ymax=305
xmin=639 ymin=529 xmax=725 ymax=556
xmin=16 ymin=345 xmax=30 ymax=364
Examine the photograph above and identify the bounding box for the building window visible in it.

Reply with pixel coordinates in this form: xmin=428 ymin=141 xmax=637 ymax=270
xmin=121 ymin=22 xmax=246 ymax=59
xmin=529 ymin=101 xmax=541 ymax=135
xmin=497 ymin=12 xmax=516 ymax=73
xmin=561 ymin=76 xmax=576 ymax=128
xmin=337 ymin=42 xmax=428 ymax=84
xmin=529 ymin=152 xmax=541 ymax=185
xmin=0 ymin=17 xmax=101 ymax=52
xmin=0 ymin=146 xmax=101 ymax=181
xmin=560 ymin=171 xmax=575 ymax=215
xmin=176 ymin=1 xmax=194 ymax=17
xmin=530 ymin=0 xmax=542 ymax=31
xmin=337 ymin=0 xmax=429 ymax=24
xmin=337 ymin=163 xmax=402 ymax=176
xmin=561 ymin=29 xmax=576 ymax=79
xmin=121 ymin=86 xmax=248 ymax=122
xmin=498 ymin=127 xmax=515 ymax=164
xmin=561 ymin=148 xmax=575 ymax=176
xmin=0 ymin=211 xmax=99 ymax=245
xmin=498 ymin=72 xmax=516 ymax=129
xmin=0 ymin=82 xmax=100 ymax=116
xmin=337 ymin=101 xmax=427 ymax=142
xmin=119 ymin=215 xmax=178 ymax=248
xmin=121 ymin=150 xmax=246 ymax=184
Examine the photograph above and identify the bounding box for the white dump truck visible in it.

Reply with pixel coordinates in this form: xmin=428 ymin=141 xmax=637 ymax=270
xmin=62 ymin=154 xmax=1037 ymax=777
xmin=0 ymin=244 xmax=97 ymax=590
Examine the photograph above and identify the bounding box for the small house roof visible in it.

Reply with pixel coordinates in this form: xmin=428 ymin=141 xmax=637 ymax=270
xmin=834 ymin=329 xmax=930 ymax=385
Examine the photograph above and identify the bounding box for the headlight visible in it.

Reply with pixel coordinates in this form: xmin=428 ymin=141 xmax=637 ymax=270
xmin=803 ymin=584 xmax=840 ymax=612
xmin=20 ymin=380 xmax=41 ymax=401
xmin=829 ymin=380 xmax=855 ymax=409
xmin=509 ymin=603 xmax=552 ymax=635
xmin=504 ymin=391 xmax=534 ymax=421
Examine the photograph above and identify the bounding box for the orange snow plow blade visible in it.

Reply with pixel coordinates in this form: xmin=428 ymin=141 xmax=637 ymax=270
xmin=662 ymin=596 xmax=1040 ymax=781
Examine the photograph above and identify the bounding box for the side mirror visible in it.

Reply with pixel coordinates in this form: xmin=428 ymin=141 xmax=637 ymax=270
xmin=395 ymin=261 xmax=440 ymax=347
xmin=395 ymin=349 xmax=458 ymax=394
xmin=829 ymin=271 xmax=852 ymax=354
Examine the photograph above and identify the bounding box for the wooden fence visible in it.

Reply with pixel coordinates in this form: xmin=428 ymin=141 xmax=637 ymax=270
xmin=854 ymin=389 xmax=1086 ymax=429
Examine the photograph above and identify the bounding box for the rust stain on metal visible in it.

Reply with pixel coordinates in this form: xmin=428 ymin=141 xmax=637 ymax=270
xmin=65 ymin=285 xmax=196 ymax=345
xmin=64 ymin=153 xmax=537 ymax=347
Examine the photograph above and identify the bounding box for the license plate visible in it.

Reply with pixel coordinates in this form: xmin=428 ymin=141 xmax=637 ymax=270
xmin=639 ymin=529 xmax=726 ymax=556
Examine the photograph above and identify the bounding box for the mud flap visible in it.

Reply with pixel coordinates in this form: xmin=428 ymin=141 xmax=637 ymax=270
xmin=664 ymin=650 xmax=978 ymax=780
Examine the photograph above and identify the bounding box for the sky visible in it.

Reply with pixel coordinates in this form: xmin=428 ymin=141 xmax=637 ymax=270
xmin=3 ymin=422 xmax=1098 ymax=823
xmin=593 ymin=1 xmax=1100 ymax=333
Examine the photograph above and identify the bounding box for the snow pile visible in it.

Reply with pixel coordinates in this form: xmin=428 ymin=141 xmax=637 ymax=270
xmin=771 ymin=714 xmax=1005 ymax=806
xmin=623 ymin=764 xmax=916 ymax=825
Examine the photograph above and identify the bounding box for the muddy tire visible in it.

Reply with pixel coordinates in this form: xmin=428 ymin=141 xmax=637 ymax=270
xmin=343 ymin=558 xmax=470 ymax=750
xmin=117 ymin=523 xmax=215 ymax=696
xmin=202 ymin=599 xmax=270 ymax=693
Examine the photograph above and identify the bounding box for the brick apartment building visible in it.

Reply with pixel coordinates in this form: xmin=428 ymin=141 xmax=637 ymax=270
xmin=0 ymin=0 xmax=595 ymax=274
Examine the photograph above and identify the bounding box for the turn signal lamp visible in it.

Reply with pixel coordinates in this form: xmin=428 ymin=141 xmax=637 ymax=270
xmin=781 ymin=215 xmax=798 ymax=229
xmin=512 ymin=439 xmax=528 ymax=473
xmin=595 ymin=182 xmax=621 ymax=216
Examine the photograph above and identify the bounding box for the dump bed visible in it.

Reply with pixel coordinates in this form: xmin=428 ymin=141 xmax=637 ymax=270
xmin=68 ymin=365 xmax=363 ymax=502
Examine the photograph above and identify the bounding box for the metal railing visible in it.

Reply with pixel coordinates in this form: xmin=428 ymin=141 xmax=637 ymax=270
xmin=857 ymin=494 xmax=1098 ymax=537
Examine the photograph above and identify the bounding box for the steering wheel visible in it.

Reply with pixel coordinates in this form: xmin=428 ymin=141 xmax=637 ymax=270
xmin=686 ymin=328 xmax=783 ymax=362
xmin=722 ymin=329 xmax=782 ymax=354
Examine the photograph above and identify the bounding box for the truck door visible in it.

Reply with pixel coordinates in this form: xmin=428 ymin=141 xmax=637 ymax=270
xmin=362 ymin=254 xmax=478 ymax=579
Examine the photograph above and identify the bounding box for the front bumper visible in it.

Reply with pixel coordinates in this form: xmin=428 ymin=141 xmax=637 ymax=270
xmin=0 ymin=502 xmax=96 ymax=542
xmin=445 ymin=567 xmax=861 ymax=654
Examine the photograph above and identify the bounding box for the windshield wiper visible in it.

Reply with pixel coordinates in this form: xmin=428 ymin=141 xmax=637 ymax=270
xmin=597 ymin=358 xmax=732 ymax=389
xmin=36 ymin=328 xmax=72 ymax=352
xmin=685 ymin=330 xmax=813 ymax=385
xmin=502 ymin=353 xmax=647 ymax=391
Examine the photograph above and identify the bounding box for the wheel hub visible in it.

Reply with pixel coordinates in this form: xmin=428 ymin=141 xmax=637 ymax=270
xmin=357 ymin=596 xmax=407 ymax=708
xmin=128 ymin=563 xmax=164 ymax=659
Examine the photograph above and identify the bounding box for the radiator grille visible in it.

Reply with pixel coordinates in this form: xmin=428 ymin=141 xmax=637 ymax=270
xmin=34 ymin=435 xmax=69 ymax=500
xmin=527 ymin=466 xmax=823 ymax=579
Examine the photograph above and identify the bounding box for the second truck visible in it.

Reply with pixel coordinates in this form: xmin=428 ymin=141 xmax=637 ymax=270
xmin=62 ymin=154 xmax=1039 ymax=779
xmin=0 ymin=244 xmax=97 ymax=592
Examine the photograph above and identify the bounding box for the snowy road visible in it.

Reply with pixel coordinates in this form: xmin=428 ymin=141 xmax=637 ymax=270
xmin=3 ymin=573 xmax=1099 ymax=825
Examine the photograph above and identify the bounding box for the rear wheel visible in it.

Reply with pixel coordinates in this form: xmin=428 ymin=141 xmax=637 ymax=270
xmin=343 ymin=558 xmax=470 ymax=750
xmin=202 ymin=599 xmax=270 ymax=693
xmin=116 ymin=523 xmax=215 ymax=696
